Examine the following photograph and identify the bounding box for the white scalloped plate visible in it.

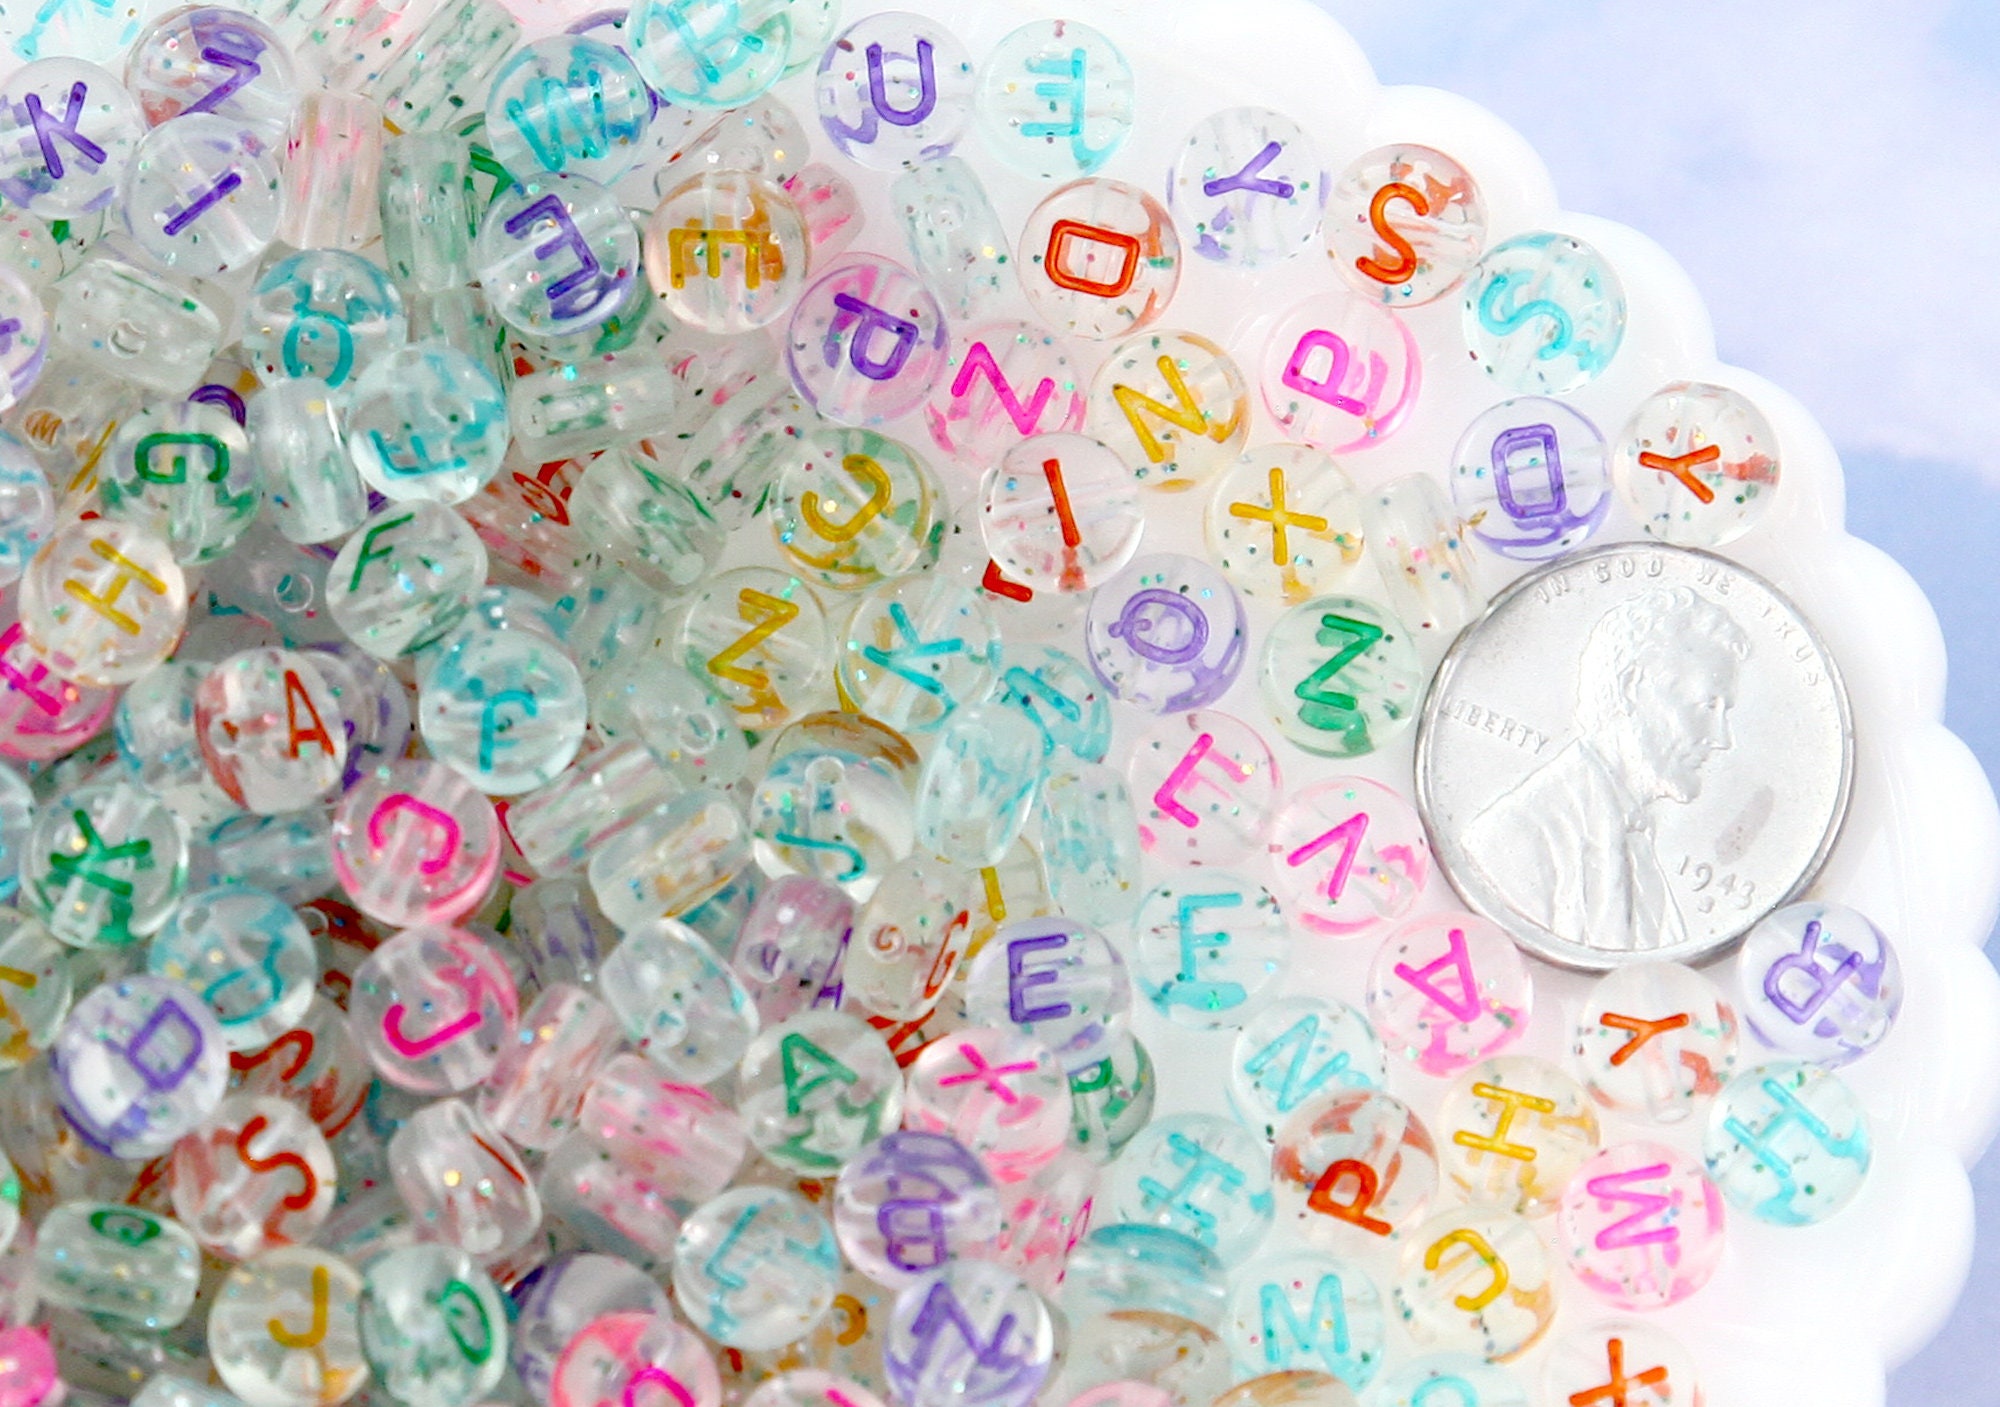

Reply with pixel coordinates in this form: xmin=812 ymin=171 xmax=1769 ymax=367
xmin=673 ymin=3 xmax=2000 ymax=1401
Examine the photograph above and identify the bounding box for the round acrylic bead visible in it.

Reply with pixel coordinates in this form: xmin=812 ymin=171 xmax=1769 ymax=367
xmin=1449 ymin=396 xmax=1610 ymax=561
xmin=148 ymin=886 xmax=317 ymax=1050
xmin=100 ymin=399 xmax=259 ymax=565
xmin=358 ymin=1244 xmax=508 ymax=1407
xmin=587 ymin=787 xmax=752 ymax=928
xmin=0 ymin=268 xmax=46 ymax=412
xmin=994 ymin=643 xmax=1113 ymax=762
xmin=1437 ymin=1056 xmax=1601 ymax=1218
xmin=510 ymin=1255 xmax=671 ymax=1402
xmin=925 ymin=321 xmax=1088 ymax=466
xmin=1366 ymin=913 xmax=1532 ymax=1077
xmin=0 ymin=60 xmax=141 ymax=217
xmin=168 ymin=1092 xmax=336 ymax=1258
xmin=418 ymin=628 xmax=588 ymax=794
xmin=1229 ymin=997 xmax=1385 ymax=1143
xmin=480 ymin=981 xmax=624 ymax=1149
xmin=244 ymin=380 xmax=363 ymax=544
xmin=963 ymin=915 xmax=1131 ymax=1073
xmin=1614 ymin=380 xmax=1781 ymax=548
xmin=50 ymin=974 xmax=227 ymax=1156
xmin=1224 ymin=1250 xmax=1385 ymax=1388
xmin=120 ymin=115 xmax=281 ymax=276
xmin=1170 ymin=107 xmax=1324 ymax=268
xmin=914 ymin=702 xmax=1046 ymax=867
xmin=815 ymin=12 xmax=975 ymax=170
xmin=326 ymin=502 xmax=487 ymax=658
xmin=644 ymin=170 xmax=811 ymax=334
xmin=1367 ymin=1355 xmax=1526 ymax=1407
xmin=905 ymin=1026 xmax=1072 ymax=1183
xmin=25 ymin=781 xmax=188 ymax=948
xmin=774 ymin=428 xmax=945 ymax=591
xmin=389 ymin=1097 xmax=542 ymax=1258
xmin=1131 ymin=873 xmax=1287 ymax=1030
xmin=0 ymin=909 xmax=70 ymax=1067
xmin=737 ymin=1008 xmax=904 ymax=1174
xmin=330 ymin=759 xmax=499 ymax=927
xmin=1089 ymin=331 xmax=1251 ymax=489
xmin=1020 ymin=179 xmax=1179 ymax=340
xmin=974 ymin=19 xmax=1133 ymax=180
xmin=0 ymin=433 xmax=54 ymax=582
xmin=18 ymin=519 xmax=187 ymax=686
xmin=678 ymin=566 xmax=830 ymax=730
xmin=1394 ymin=1207 xmax=1555 ymax=1361
xmin=575 ymin=1053 xmax=747 ymax=1205
xmin=749 ymin=743 xmax=914 ymax=896
xmin=624 ymin=0 xmax=791 ymax=109
xmin=0 ymin=618 xmax=116 ymax=761
xmin=1127 ymin=710 xmax=1279 ymax=868
xmin=834 ymin=1130 xmax=1002 ymax=1287
xmin=980 ymin=433 xmax=1144 ymax=593
xmin=1260 ymin=295 xmax=1419 ymax=454
xmin=194 ymin=649 xmax=347 ymax=814
xmin=1555 ymin=1142 xmax=1725 ymax=1310
xmin=1084 ymin=553 xmax=1246 ymax=715
xmin=884 ymin=1259 xmax=1053 ymax=1407
xmin=1264 ymin=776 xmax=1428 ymax=941
xmin=569 ymin=450 xmax=725 ymax=595
xmin=1326 ymin=144 xmax=1487 ymax=306
xmin=1271 ymin=1088 xmax=1436 ymax=1252
xmin=242 ymin=250 xmax=406 ymax=391
xmin=345 ymin=345 xmax=510 ymax=505
xmin=1702 ymin=1060 xmax=1870 ymax=1227
xmin=1102 ymin=1113 xmax=1274 ymax=1267
xmin=1540 ymin=1323 xmax=1700 ymax=1407
xmin=1361 ymin=473 xmax=1481 ymax=637
xmin=477 ymin=174 xmax=640 ymax=338
xmin=1574 ymin=961 xmax=1740 ymax=1122
xmin=126 ymin=8 xmax=300 ymax=139
xmin=550 ymin=1312 xmax=720 ymax=1407
xmin=209 ymin=1247 xmax=367 ymax=1407
xmin=1067 ymin=1029 xmax=1156 ymax=1164
xmin=1462 ymin=230 xmax=1625 ymax=396
xmin=836 ymin=572 xmax=1000 ymax=731
xmin=729 ymin=874 xmax=853 ymax=1023
xmin=597 ymin=918 xmax=758 ymax=1083
xmin=673 ymin=1186 xmax=842 ymax=1349
xmin=1205 ymin=445 xmax=1363 ymax=606
xmin=34 ymin=1201 xmax=201 ymax=1328
xmin=346 ymin=925 xmax=518 ymax=1094
xmin=485 ymin=37 xmax=653 ymax=184
xmin=1258 ymin=595 xmax=1420 ymax=759
xmin=1062 ymin=1222 xmax=1228 ymax=1326
xmin=785 ymin=254 xmax=947 ymax=426
xmin=1735 ymin=900 xmax=1899 ymax=1067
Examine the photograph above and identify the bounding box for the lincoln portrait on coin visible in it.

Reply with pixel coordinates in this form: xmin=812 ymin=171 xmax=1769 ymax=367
xmin=1461 ymin=586 xmax=1749 ymax=953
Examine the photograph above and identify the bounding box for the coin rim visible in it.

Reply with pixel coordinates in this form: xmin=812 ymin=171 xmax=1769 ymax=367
xmin=1413 ymin=541 xmax=1856 ymax=973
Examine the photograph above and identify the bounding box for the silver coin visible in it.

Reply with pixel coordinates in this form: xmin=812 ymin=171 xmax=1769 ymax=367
xmin=1416 ymin=542 xmax=1852 ymax=971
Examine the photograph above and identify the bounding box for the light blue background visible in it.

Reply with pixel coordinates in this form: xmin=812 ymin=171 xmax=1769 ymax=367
xmin=1308 ymin=1 xmax=2000 ymax=1399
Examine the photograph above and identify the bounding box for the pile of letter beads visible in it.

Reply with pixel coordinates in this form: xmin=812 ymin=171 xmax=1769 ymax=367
xmin=0 ymin=3 xmax=1902 ymax=1407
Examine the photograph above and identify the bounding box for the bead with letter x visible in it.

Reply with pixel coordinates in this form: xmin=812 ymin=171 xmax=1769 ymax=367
xmin=1637 ymin=444 xmax=1720 ymax=504
xmin=1230 ymin=466 xmax=1327 ymax=568
xmin=938 ymin=1042 xmax=1038 ymax=1104
xmin=1568 ymin=1336 xmax=1670 ymax=1407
